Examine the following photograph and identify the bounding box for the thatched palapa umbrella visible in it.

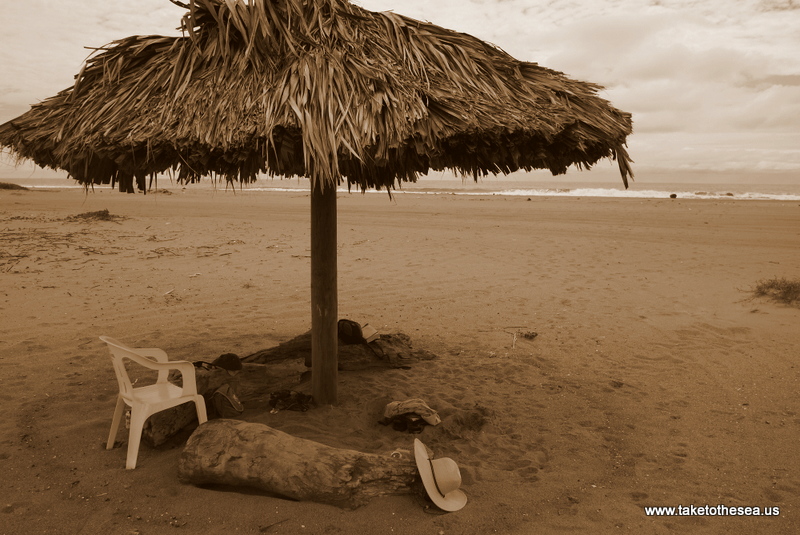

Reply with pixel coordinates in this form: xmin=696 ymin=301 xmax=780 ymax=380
xmin=0 ymin=0 xmax=633 ymax=405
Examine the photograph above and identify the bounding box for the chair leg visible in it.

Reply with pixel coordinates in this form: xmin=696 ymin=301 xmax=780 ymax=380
xmin=126 ymin=405 xmax=149 ymax=470
xmin=107 ymin=396 xmax=126 ymax=450
xmin=194 ymin=395 xmax=208 ymax=424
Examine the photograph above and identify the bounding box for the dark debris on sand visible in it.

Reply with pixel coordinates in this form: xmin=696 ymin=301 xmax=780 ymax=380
xmin=64 ymin=209 xmax=126 ymax=223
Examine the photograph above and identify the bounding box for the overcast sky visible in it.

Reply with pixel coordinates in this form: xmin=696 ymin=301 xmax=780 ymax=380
xmin=1 ymin=0 xmax=798 ymax=183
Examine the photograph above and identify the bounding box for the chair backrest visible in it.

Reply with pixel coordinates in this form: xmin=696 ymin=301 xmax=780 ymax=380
xmin=100 ymin=336 xmax=168 ymax=400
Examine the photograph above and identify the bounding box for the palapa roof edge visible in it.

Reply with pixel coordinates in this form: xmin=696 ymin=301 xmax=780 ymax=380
xmin=0 ymin=0 xmax=633 ymax=193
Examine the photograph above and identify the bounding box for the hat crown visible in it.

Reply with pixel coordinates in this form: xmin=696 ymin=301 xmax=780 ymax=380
xmin=430 ymin=457 xmax=462 ymax=495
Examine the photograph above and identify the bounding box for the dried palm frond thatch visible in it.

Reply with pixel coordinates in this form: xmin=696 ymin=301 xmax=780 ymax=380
xmin=0 ymin=0 xmax=632 ymax=193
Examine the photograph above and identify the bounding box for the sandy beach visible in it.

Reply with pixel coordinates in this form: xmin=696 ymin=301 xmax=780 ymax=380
xmin=1 ymin=186 xmax=799 ymax=534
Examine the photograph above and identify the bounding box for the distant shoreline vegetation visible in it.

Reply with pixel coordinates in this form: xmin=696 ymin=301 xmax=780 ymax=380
xmin=0 ymin=181 xmax=29 ymax=190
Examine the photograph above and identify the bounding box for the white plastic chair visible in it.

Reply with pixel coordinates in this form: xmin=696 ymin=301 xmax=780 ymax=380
xmin=100 ymin=335 xmax=208 ymax=469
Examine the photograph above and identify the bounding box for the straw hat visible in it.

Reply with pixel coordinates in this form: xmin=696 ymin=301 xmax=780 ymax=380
xmin=413 ymin=438 xmax=467 ymax=512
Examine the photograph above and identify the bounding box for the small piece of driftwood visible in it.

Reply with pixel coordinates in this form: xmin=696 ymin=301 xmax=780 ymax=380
xmin=178 ymin=419 xmax=417 ymax=508
xmin=141 ymin=403 xmax=197 ymax=447
xmin=141 ymin=366 xmax=238 ymax=446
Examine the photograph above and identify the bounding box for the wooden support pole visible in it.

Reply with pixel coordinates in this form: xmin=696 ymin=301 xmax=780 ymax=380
xmin=310 ymin=180 xmax=338 ymax=405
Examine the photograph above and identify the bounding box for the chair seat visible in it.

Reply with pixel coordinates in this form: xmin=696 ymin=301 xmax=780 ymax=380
xmin=126 ymin=382 xmax=185 ymax=405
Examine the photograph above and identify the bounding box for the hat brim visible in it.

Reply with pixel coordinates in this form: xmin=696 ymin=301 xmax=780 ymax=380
xmin=413 ymin=439 xmax=467 ymax=512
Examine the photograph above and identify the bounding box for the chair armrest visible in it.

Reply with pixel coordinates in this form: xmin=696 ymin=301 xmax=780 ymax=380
xmin=168 ymin=360 xmax=200 ymax=396
xmin=135 ymin=348 xmax=169 ymax=362
xmin=135 ymin=349 xmax=175 ymax=384
xmin=129 ymin=356 xmax=198 ymax=395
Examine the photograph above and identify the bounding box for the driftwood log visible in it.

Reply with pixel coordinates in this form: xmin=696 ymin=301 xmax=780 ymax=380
xmin=178 ymin=419 xmax=418 ymax=508
xmin=244 ymin=331 xmax=437 ymax=370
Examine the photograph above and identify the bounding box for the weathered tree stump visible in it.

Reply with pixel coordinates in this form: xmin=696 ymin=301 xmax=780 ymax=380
xmin=178 ymin=419 xmax=418 ymax=508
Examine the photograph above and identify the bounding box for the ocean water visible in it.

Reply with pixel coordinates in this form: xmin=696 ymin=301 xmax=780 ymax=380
xmin=3 ymin=174 xmax=800 ymax=202
xmin=214 ymin=174 xmax=800 ymax=201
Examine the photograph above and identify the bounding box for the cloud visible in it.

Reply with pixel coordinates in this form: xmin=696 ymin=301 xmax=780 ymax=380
xmin=743 ymin=74 xmax=800 ymax=88
xmin=758 ymin=0 xmax=800 ymax=11
xmin=628 ymin=131 xmax=800 ymax=173
xmin=498 ymin=4 xmax=800 ymax=148
xmin=0 ymin=0 xmax=179 ymax=118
